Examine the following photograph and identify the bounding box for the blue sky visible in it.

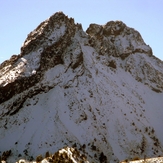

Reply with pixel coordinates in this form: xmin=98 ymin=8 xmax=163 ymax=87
xmin=0 ymin=0 xmax=163 ymax=64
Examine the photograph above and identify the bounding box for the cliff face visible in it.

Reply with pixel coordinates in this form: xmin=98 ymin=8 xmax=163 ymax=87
xmin=0 ymin=12 xmax=163 ymax=163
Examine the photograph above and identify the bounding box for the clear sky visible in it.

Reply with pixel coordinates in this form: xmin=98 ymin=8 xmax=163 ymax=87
xmin=0 ymin=0 xmax=163 ymax=64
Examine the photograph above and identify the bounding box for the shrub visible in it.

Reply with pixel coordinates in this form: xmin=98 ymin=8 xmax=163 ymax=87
xmin=132 ymin=156 xmax=140 ymax=161
xmin=36 ymin=155 xmax=43 ymax=162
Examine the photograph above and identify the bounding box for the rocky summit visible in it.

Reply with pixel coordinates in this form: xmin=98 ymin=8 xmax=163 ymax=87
xmin=0 ymin=12 xmax=163 ymax=163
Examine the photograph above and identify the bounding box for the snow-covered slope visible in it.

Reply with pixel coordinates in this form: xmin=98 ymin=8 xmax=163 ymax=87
xmin=0 ymin=12 xmax=163 ymax=163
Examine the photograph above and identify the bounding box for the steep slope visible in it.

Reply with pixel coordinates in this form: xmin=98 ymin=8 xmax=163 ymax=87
xmin=0 ymin=12 xmax=163 ymax=163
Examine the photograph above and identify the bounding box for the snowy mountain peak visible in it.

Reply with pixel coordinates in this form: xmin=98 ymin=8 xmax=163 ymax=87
xmin=0 ymin=12 xmax=163 ymax=163
xmin=21 ymin=11 xmax=76 ymax=56
xmin=86 ymin=20 xmax=163 ymax=93
xmin=86 ymin=20 xmax=152 ymax=58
